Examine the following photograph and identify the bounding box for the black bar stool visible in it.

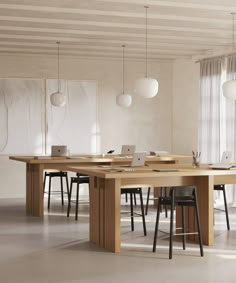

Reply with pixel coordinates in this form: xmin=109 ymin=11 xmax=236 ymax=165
xmin=121 ymin=188 xmax=146 ymax=236
xmin=153 ymin=186 xmax=204 ymax=259
xmin=43 ymin=171 xmax=69 ymax=210
xmin=214 ymin=184 xmax=230 ymax=230
xmin=67 ymin=173 xmax=90 ymax=220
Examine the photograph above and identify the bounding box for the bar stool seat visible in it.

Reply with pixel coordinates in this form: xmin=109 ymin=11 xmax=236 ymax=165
xmin=43 ymin=171 xmax=69 ymax=210
xmin=67 ymin=173 xmax=90 ymax=220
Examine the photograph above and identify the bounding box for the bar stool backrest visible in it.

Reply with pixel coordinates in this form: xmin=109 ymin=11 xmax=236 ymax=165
xmin=170 ymin=186 xmax=195 ymax=198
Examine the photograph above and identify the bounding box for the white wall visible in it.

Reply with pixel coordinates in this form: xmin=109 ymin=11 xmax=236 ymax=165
xmin=0 ymin=156 xmax=26 ymax=198
xmin=0 ymin=54 xmax=173 ymax=198
xmin=172 ymin=59 xmax=200 ymax=155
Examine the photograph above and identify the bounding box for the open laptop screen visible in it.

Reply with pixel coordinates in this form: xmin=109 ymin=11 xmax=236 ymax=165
xmin=131 ymin=152 xmax=146 ymax=167
xmin=221 ymin=151 xmax=232 ymax=164
xmin=51 ymin=145 xmax=68 ymax=157
xmin=121 ymin=145 xmax=136 ymax=155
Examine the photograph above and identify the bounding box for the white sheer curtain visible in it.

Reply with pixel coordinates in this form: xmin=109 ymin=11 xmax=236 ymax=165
xmin=224 ymin=55 xmax=236 ymax=205
xmin=224 ymin=55 xmax=236 ymax=161
xmin=199 ymin=56 xmax=236 ymax=206
xmin=198 ymin=58 xmax=223 ymax=164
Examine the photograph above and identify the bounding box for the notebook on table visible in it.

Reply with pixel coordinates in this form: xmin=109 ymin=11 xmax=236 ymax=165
xmin=208 ymin=164 xmax=232 ymax=170
xmin=51 ymin=145 xmax=68 ymax=157
xmin=153 ymin=168 xmax=179 ymax=172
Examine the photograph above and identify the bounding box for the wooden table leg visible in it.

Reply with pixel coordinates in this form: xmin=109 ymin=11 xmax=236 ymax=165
xmin=195 ymin=175 xmax=214 ymax=246
xmin=26 ymin=164 xmax=44 ymax=217
xmin=90 ymin=177 xmax=121 ymax=252
xmin=89 ymin=176 xmax=100 ymax=246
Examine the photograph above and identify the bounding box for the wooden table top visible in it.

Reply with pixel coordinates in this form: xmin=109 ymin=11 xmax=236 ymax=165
xmin=66 ymin=164 xmax=236 ymax=179
xmin=9 ymin=155 xmax=112 ymax=164
xmin=9 ymin=154 xmax=191 ymax=164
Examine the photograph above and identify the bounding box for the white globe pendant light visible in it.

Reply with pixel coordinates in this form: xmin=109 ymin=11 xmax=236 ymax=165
xmin=135 ymin=77 xmax=158 ymax=98
xmin=223 ymin=79 xmax=236 ymax=100
xmin=50 ymin=41 xmax=66 ymax=107
xmin=116 ymin=93 xmax=132 ymax=107
xmin=223 ymin=13 xmax=236 ymax=100
xmin=116 ymin=45 xmax=132 ymax=107
xmin=135 ymin=6 xmax=158 ymax=98
xmin=50 ymin=90 xmax=66 ymax=107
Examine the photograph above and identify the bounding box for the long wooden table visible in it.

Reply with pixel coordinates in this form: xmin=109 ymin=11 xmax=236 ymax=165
xmin=67 ymin=164 xmax=236 ymax=253
xmin=9 ymin=154 xmax=190 ymax=217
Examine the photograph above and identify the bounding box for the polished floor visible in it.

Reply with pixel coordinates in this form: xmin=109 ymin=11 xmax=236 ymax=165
xmin=0 ymin=196 xmax=236 ymax=283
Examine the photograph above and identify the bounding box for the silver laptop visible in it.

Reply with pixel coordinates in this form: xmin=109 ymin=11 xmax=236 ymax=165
xmin=131 ymin=152 xmax=146 ymax=167
xmin=51 ymin=145 xmax=68 ymax=157
xmin=121 ymin=145 xmax=136 ymax=155
xmin=221 ymin=151 xmax=232 ymax=163
xmin=122 ymin=152 xmax=146 ymax=167
xmin=209 ymin=151 xmax=232 ymax=169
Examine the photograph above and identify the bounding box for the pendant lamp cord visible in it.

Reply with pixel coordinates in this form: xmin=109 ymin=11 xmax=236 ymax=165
xmin=122 ymin=45 xmax=125 ymax=94
xmin=145 ymin=6 xmax=148 ymax=78
xmin=56 ymin=41 xmax=60 ymax=92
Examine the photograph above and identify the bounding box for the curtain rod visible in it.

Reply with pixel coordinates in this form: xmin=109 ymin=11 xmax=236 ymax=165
xmin=195 ymin=52 xmax=236 ymax=63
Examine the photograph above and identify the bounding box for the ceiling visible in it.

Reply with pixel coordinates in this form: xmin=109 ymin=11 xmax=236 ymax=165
xmin=1 ymin=0 xmax=236 ymax=61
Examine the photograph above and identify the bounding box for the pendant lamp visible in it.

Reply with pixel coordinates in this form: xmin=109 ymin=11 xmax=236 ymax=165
xmin=116 ymin=45 xmax=132 ymax=107
xmin=135 ymin=6 xmax=158 ymax=98
xmin=223 ymin=13 xmax=236 ymax=100
xmin=50 ymin=41 xmax=66 ymax=107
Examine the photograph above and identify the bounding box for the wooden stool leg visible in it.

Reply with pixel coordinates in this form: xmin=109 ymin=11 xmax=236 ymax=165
xmin=194 ymin=189 xmax=204 ymax=257
xmin=145 ymin=187 xmax=151 ymax=215
xmin=134 ymin=193 xmax=137 ymax=206
xmin=182 ymin=206 xmax=186 ymax=250
xmin=67 ymin=180 xmax=73 ymax=217
xmin=130 ymin=193 xmax=134 ymax=231
xmin=43 ymin=173 xmax=46 ymax=198
xmin=153 ymin=199 xmax=161 ymax=252
xmin=60 ymin=175 xmax=64 ymax=206
xmin=169 ymin=194 xmax=175 ymax=259
xmin=160 ymin=187 xmax=163 ymax=213
xmin=75 ymin=181 xmax=80 ymax=221
xmin=139 ymin=190 xmax=147 ymax=236
xmin=48 ymin=176 xmax=52 ymax=210
xmin=222 ymin=187 xmax=230 ymax=230
xmin=164 ymin=187 xmax=168 ymax=218
xmin=125 ymin=192 xmax=128 ymax=203
xmin=65 ymin=174 xmax=70 ymax=200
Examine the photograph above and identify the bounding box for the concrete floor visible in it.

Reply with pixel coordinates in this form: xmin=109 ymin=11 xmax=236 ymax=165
xmin=0 ymin=197 xmax=236 ymax=283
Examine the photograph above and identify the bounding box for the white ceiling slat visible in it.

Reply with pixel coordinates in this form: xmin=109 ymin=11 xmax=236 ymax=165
xmin=0 ymin=33 xmax=222 ymax=47
xmin=0 ymin=15 xmax=232 ymax=36
xmin=0 ymin=26 xmax=226 ymax=44
xmin=0 ymin=34 xmax=219 ymax=51
xmin=0 ymin=0 xmax=234 ymax=60
xmin=0 ymin=41 xmax=197 ymax=56
xmin=0 ymin=3 xmax=233 ymax=24
xmin=94 ymin=0 xmax=236 ymax=13
xmin=0 ymin=47 xmax=187 ymax=60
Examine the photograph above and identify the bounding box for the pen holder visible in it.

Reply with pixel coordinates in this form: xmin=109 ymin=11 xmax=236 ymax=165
xmin=192 ymin=156 xmax=200 ymax=168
